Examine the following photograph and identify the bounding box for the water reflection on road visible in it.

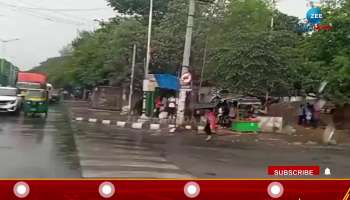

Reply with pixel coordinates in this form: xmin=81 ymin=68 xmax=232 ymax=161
xmin=0 ymin=106 xmax=80 ymax=178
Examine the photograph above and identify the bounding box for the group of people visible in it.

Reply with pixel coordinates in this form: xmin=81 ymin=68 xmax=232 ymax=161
xmin=154 ymin=96 xmax=177 ymax=119
xmin=298 ymin=103 xmax=321 ymax=128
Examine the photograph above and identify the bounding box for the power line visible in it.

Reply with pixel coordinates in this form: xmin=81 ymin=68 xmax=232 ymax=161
xmin=0 ymin=1 xmax=103 ymax=26
xmin=16 ymin=0 xmax=95 ymax=24
xmin=0 ymin=1 xmax=109 ymax=12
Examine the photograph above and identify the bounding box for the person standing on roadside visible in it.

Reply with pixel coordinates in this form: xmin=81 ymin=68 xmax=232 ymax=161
xmin=205 ymin=109 xmax=218 ymax=141
xmin=168 ymin=96 xmax=176 ymax=120
xmin=155 ymin=97 xmax=162 ymax=118
xmin=305 ymin=103 xmax=313 ymax=126
xmin=313 ymin=102 xmax=321 ymax=128
xmin=298 ymin=104 xmax=305 ymax=125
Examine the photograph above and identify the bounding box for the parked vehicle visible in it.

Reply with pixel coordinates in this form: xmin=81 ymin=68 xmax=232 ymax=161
xmin=23 ymin=89 xmax=48 ymax=117
xmin=0 ymin=61 xmax=19 ymax=87
xmin=0 ymin=87 xmax=22 ymax=114
xmin=50 ymin=89 xmax=62 ymax=103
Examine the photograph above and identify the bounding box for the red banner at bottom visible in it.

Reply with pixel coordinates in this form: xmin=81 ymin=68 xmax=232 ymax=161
xmin=0 ymin=179 xmax=349 ymax=199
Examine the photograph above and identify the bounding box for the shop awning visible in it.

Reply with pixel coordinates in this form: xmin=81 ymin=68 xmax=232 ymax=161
xmin=154 ymin=74 xmax=180 ymax=91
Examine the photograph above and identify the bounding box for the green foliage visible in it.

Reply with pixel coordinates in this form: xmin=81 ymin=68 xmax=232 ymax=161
xmin=71 ymin=18 xmax=146 ymax=87
xmin=31 ymin=56 xmax=74 ymax=88
xmin=207 ymin=0 xmax=302 ymax=96
xmin=152 ymin=0 xmax=209 ymax=74
xmin=32 ymin=0 xmax=350 ymax=104
xmin=34 ymin=18 xmax=146 ymax=88
xmin=298 ymin=0 xmax=350 ymax=104
xmin=107 ymin=0 xmax=171 ymax=22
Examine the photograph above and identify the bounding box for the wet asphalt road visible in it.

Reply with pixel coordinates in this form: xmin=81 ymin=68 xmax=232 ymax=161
xmin=73 ymin=122 xmax=350 ymax=178
xmin=1 ymin=104 xmax=350 ymax=178
xmin=0 ymin=106 xmax=80 ymax=178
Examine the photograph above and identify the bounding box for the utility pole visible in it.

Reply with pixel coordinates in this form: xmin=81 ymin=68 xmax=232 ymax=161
xmin=199 ymin=38 xmax=208 ymax=101
xmin=141 ymin=0 xmax=153 ymax=118
xmin=128 ymin=44 xmax=137 ymax=113
xmin=271 ymin=0 xmax=276 ymax=30
xmin=176 ymin=0 xmax=196 ymax=125
xmin=145 ymin=0 xmax=153 ymax=77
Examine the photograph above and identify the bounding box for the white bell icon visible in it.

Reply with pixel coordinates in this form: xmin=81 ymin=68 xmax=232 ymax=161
xmin=325 ymin=168 xmax=331 ymax=176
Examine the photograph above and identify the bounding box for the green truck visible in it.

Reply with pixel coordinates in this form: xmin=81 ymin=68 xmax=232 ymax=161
xmin=0 ymin=59 xmax=19 ymax=87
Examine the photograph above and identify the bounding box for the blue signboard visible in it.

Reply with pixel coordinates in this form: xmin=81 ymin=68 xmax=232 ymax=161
xmin=306 ymin=7 xmax=323 ymax=25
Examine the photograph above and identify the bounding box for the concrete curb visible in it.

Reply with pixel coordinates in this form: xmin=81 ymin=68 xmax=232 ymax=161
xmin=102 ymin=120 xmax=111 ymax=125
xmin=73 ymin=116 xmax=199 ymax=132
xmin=197 ymin=125 xmax=205 ymax=134
xmin=75 ymin=117 xmax=84 ymax=121
xmin=116 ymin=121 xmax=127 ymax=128
xmin=131 ymin=122 xmax=143 ymax=129
xmin=169 ymin=124 xmax=176 ymax=128
xmin=88 ymin=118 xmax=97 ymax=123
xmin=150 ymin=124 xmax=161 ymax=130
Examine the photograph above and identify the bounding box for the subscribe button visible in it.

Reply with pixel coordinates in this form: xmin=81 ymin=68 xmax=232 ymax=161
xmin=268 ymin=166 xmax=320 ymax=176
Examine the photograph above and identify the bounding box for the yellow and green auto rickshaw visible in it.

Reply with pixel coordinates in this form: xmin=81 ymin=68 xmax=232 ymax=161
xmin=23 ymin=89 xmax=48 ymax=117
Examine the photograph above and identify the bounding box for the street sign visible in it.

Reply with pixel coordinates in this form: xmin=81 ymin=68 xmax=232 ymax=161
xmin=143 ymin=79 xmax=156 ymax=92
xmin=181 ymin=72 xmax=192 ymax=85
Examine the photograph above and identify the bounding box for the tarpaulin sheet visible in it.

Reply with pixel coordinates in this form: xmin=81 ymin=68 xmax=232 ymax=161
xmin=17 ymin=72 xmax=48 ymax=85
xmin=154 ymin=74 xmax=180 ymax=91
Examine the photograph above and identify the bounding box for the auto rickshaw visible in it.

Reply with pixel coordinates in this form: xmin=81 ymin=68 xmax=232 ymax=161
xmin=23 ymin=89 xmax=49 ymax=117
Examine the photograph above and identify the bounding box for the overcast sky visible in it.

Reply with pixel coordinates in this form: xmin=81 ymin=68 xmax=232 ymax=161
xmin=0 ymin=0 xmax=308 ymax=71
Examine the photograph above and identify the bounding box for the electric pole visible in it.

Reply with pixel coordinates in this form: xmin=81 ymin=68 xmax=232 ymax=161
xmin=141 ymin=0 xmax=154 ymax=118
xmin=271 ymin=0 xmax=276 ymax=30
xmin=176 ymin=0 xmax=196 ymax=125
xmin=199 ymin=38 xmax=208 ymax=100
xmin=128 ymin=44 xmax=136 ymax=113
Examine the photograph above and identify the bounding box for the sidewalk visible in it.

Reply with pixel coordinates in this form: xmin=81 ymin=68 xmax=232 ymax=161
xmin=64 ymin=100 xmax=350 ymax=147
xmin=65 ymin=100 xmax=177 ymax=130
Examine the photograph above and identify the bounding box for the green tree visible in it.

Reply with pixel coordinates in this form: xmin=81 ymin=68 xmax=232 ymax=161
xmin=207 ymin=0 xmax=302 ymax=97
xmin=31 ymin=56 xmax=74 ymax=88
xmin=299 ymin=0 xmax=350 ymax=104
xmin=107 ymin=0 xmax=171 ymax=22
xmin=70 ymin=18 xmax=146 ymax=87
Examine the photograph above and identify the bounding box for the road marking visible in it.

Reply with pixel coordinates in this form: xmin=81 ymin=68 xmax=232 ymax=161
xmin=76 ymin=147 xmax=160 ymax=157
xmin=79 ymin=155 xmax=167 ymax=162
xmin=80 ymin=160 xmax=180 ymax=170
xmin=82 ymin=170 xmax=193 ymax=178
xmin=75 ymin=125 xmax=191 ymax=179
xmin=76 ymin=143 xmax=150 ymax=151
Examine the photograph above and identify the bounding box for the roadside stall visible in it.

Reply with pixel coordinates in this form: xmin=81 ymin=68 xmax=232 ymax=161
xmin=144 ymin=74 xmax=180 ymax=118
xmin=231 ymin=98 xmax=262 ymax=133
xmin=192 ymin=103 xmax=217 ymax=123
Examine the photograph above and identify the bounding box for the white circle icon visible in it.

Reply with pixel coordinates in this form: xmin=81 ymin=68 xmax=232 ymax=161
xmin=99 ymin=182 xmax=115 ymax=198
xmin=14 ymin=182 xmax=30 ymax=198
xmin=184 ymin=182 xmax=200 ymax=198
xmin=267 ymin=182 xmax=284 ymax=199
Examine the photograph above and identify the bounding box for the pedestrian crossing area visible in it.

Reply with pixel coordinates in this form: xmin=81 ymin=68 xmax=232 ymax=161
xmin=74 ymin=126 xmax=193 ymax=178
